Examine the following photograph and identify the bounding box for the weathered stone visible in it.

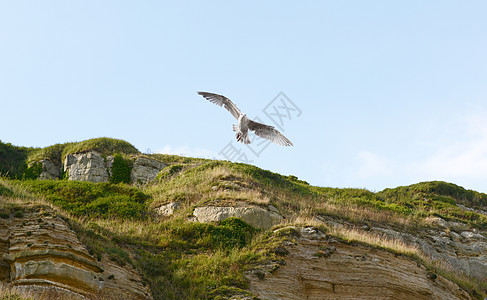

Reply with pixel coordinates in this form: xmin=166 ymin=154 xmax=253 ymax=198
xmin=460 ymin=231 xmax=486 ymax=241
xmin=193 ymin=205 xmax=283 ymax=229
xmin=38 ymin=160 xmax=60 ymax=180
xmin=427 ymin=216 xmax=449 ymax=229
xmin=101 ymin=255 xmax=153 ymax=299
xmin=300 ymin=227 xmax=325 ymax=240
xmin=64 ymin=151 xmax=109 ymax=183
xmin=155 ymin=202 xmax=180 ymax=217
xmin=131 ymin=156 xmax=166 ymax=183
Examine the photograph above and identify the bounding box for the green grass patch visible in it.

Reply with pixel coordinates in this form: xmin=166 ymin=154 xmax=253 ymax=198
xmin=61 ymin=137 xmax=139 ymax=159
xmin=136 ymin=218 xmax=263 ymax=299
xmin=16 ymin=180 xmax=149 ymax=219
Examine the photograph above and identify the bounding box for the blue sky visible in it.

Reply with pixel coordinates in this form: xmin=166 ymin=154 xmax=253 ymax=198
xmin=1 ymin=1 xmax=487 ymax=193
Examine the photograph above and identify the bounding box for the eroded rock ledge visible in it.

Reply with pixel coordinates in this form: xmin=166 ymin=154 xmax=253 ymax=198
xmin=249 ymin=227 xmax=471 ymax=300
xmin=0 ymin=207 xmax=152 ymax=299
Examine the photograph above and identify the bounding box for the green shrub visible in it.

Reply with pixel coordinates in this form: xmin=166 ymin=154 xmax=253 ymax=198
xmin=22 ymin=161 xmax=42 ymax=180
xmin=0 ymin=183 xmax=13 ymax=197
xmin=110 ymin=154 xmax=132 ymax=184
xmin=0 ymin=140 xmax=30 ymax=179
xmin=86 ymin=195 xmax=145 ymax=219
xmin=162 ymin=218 xmax=256 ymax=251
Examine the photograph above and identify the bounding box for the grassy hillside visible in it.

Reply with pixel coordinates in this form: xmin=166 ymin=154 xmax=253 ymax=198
xmin=1 ymin=138 xmax=487 ymax=299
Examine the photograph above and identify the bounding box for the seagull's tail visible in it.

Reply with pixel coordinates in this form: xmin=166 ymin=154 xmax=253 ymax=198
xmin=236 ymin=132 xmax=251 ymax=144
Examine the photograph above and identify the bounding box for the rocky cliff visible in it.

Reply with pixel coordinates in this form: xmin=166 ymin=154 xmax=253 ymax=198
xmin=0 ymin=203 xmax=151 ymax=299
xmin=249 ymin=227 xmax=471 ymax=300
xmin=1 ymin=138 xmax=486 ymax=299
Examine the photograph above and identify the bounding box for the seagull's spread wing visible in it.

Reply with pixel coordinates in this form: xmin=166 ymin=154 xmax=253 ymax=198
xmin=248 ymin=119 xmax=293 ymax=146
xmin=197 ymin=92 xmax=242 ymax=120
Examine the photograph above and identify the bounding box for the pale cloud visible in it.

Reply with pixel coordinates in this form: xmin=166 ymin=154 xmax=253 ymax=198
xmin=353 ymin=151 xmax=395 ymax=179
xmin=351 ymin=109 xmax=487 ymax=191
xmin=412 ymin=112 xmax=487 ymax=179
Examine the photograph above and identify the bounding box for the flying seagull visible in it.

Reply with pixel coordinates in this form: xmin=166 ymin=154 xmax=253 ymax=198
xmin=198 ymin=91 xmax=293 ymax=146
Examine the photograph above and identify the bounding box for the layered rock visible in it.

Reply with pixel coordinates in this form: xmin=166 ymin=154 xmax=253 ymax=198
xmin=2 ymin=208 xmax=104 ymax=297
xmin=64 ymin=151 xmax=109 ymax=183
xmin=193 ymin=204 xmax=283 ymax=229
xmin=249 ymin=228 xmax=471 ymax=300
xmin=0 ymin=207 xmax=152 ymax=299
xmin=131 ymin=156 xmax=166 ymax=184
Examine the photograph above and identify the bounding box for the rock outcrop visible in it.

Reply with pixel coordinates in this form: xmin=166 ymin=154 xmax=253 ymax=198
xmin=62 ymin=152 xmax=165 ymax=184
xmin=131 ymin=156 xmax=166 ymax=184
xmin=249 ymin=227 xmax=471 ymax=300
xmin=0 ymin=206 xmax=152 ymax=299
xmin=193 ymin=204 xmax=283 ymax=229
xmin=64 ymin=151 xmax=109 ymax=183
xmin=37 ymin=160 xmax=60 ymax=180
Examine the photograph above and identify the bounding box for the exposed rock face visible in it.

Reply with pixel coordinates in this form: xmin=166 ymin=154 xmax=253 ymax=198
xmin=100 ymin=256 xmax=153 ymax=299
xmin=64 ymin=151 xmax=109 ymax=183
xmin=0 ymin=207 xmax=152 ymax=299
xmin=131 ymin=156 xmax=166 ymax=184
xmin=193 ymin=205 xmax=283 ymax=229
xmin=249 ymin=230 xmax=471 ymax=300
xmin=2 ymin=209 xmax=104 ymax=297
xmin=367 ymin=220 xmax=487 ymax=282
xmin=37 ymin=160 xmax=60 ymax=180
xmin=36 ymin=152 xmax=165 ymax=184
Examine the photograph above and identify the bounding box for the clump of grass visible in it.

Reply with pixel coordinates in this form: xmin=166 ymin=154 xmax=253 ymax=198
xmin=327 ymin=225 xmax=420 ymax=257
xmin=149 ymin=153 xmax=209 ymax=166
xmin=61 ymin=137 xmax=139 ymax=159
xmin=0 ymin=282 xmax=35 ymax=300
xmin=0 ymin=182 xmax=13 ymax=197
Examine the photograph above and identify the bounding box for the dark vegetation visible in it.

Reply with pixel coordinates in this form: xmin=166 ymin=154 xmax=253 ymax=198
xmin=110 ymin=154 xmax=132 ymax=184
xmin=0 ymin=140 xmax=30 ymax=179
